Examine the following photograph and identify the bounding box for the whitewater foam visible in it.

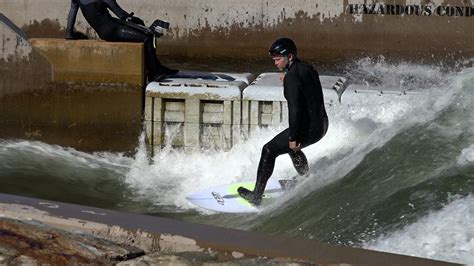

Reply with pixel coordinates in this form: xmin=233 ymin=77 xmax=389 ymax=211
xmin=0 ymin=139 xmax=131 ymax=175
xmin=457 ymin=144 xmax=474 ymax=165
xmin=363 ymin=196 xmax=474 ymax=265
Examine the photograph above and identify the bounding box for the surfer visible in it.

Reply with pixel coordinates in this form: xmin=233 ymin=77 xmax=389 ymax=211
xmin=238 ymin=38 xmax=329 ymax=206
xmin=65 ymin=0 xmax=178 ymax=81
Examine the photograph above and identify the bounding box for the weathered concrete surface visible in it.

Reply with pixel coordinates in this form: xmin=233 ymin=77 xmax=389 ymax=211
xmin=0 ymin=14 xmax=31 ymax=62
xmin=1 ymin=18 xmax=143 ymax=152
xmin=0 ymin=198 xmax=326 ymax=265
xmin=30 ymin=38 xmax=145 ymax=86
xmin=0 ymin=193 xmax=457 ymax=265
xmin=1 ymin=0 xmax=472 ymax=63
xmin=0 ymin=14 xmax=51 ymax=97
xmin=0 ymin=215 xmax=311 ymax=265
xmin=0 ymin=82 xmax=143 ymax=153
xmin=0 ymin=82 xmax=143 ymax=152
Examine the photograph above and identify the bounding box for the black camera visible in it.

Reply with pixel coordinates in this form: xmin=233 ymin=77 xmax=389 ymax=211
xmin=150 ymin=19 xmax=170 ymax=37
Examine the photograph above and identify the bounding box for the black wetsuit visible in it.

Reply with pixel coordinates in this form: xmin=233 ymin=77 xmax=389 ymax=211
xmin=242 ymin=58 xmax=328 ymax=204
xmin=66 ymin=0 xmax=175 ymax=79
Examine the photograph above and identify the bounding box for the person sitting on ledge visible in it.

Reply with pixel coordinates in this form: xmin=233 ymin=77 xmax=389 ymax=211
xmin=65 ymin=0 xmax=178 ymax=82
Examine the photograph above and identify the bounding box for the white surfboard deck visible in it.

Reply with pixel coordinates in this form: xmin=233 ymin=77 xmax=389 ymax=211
xmin=186 ymin=179 xmax=295 ymax=213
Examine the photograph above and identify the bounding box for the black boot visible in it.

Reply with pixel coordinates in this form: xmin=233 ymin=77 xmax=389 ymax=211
xmin=237 ymin=187 xmax=262 ymax=206
xmin=238 ymin=175 xmax=268 ymax=206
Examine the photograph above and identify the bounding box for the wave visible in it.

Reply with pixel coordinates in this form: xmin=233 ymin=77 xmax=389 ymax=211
xmin=363 ymin=195 xmax=474 ymax=265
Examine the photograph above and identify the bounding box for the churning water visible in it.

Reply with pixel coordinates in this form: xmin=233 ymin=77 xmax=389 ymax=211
xmin=1 ymin=59 xmax=473 ymax=264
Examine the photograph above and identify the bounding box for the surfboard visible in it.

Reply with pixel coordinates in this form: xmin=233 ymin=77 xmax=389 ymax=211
xmin=186 ymin=179 xmax=295 ymax=213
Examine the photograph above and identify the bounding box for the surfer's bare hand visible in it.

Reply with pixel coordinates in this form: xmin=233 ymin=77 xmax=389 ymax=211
xmin=289 ymin=141 xmax=301 ymax=151
xmin=279 ymin=73 xmax=285 ymax=82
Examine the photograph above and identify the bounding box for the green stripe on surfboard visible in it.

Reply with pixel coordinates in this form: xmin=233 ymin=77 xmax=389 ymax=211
xmin=228 ymin=182 xmax=255 ymax=207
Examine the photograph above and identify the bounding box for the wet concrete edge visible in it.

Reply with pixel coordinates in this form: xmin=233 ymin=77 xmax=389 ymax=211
xmin=0 ymin=193 xmax=457 ymax=265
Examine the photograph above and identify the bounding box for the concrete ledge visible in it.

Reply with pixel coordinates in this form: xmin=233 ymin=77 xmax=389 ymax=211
xmin=340 ymin=85 xmax=424 ymax=105
xmin=0 ymin=193 xmax=455 ymax=265
xmin=29 ymin=38 xmax=144 ymax=86
xmin=242 ymin=73 xmax=343 ymax=104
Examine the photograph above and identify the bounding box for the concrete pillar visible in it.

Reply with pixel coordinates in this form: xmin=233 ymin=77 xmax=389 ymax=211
xmin=232 ymin=100 xmax=242 ymax=145
xmin=152 ymin=98 xmax=164 ymax=147
xmin=184 ymin=98 xmax=201 ymax=151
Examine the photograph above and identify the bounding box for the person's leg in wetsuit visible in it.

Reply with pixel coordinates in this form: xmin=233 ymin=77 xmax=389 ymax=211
xmin=238 ymin=118 xmax=328 ymax=205
xmin=97 ymin=20 xmax=177 ymax=81
xmin=238 ymin=128 xmax=307 ymax=205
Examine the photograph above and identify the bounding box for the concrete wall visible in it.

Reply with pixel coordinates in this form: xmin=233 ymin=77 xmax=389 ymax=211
xmin=1 ymin=0 xmax=472 ymax=62
xmin=0 ymin=18 xmax=143 ymax=152
xmin=30 ymin=38 xmax=144 ymax=85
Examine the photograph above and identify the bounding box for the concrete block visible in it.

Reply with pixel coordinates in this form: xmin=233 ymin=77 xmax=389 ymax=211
xmin=271 ymin=101 xmax=282 ymax=125
xmin=232 ymin=101 xmax=242 ymax=144
xmin=185 ymin=99 xmax=201 ymax=125
xmin=223 ymin=124 xmax=232 ymax=147
xmin=152 ymin=98 xmax=164 ymax=122
xmin=145 ymin=73 xmax=247 ymax=150
xmin=223 ymin=101 xmax=233 ymax=125
xmin=152 ymin=121 xmax=163 ymax=146
xmin=162 ymin=99 xmax=185 ymax=123
xmin=241 ymin=100 xmax=250 ymax=136
xmin=185 ymin=123 xmax=201 ymax=149
xmin=145 ymin=98 xmax=185 ymax=147
xmin=145 ymin=120 xmax=153 ymax=145
xmin=144 ymin=96 xmax=154 ymax=121
xmin=146 ymin=77 xmax=246 ymax=100
xmin=282 ymin=102 xmax=289 ymax=123
xmin=340 ymin=85 xmax=423 ymax=105
xmin=249 ymin=100 xmax=260 ymax=132
xmin=203 ymin=101 xmax=224 ymax=113
xmin=164 ymin=110 xmax=185 ymax=123
xmin=202 ymin=113 xmax=223 ymax=124
xmin=29 ymin=38 xmax=144 ymax=85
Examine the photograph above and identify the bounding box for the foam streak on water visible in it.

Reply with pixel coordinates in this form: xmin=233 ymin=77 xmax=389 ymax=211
xmin=0 ymin=139 xmax=131 ymax=175
xmin=363 ymin=196 xmax=474 ymax=265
